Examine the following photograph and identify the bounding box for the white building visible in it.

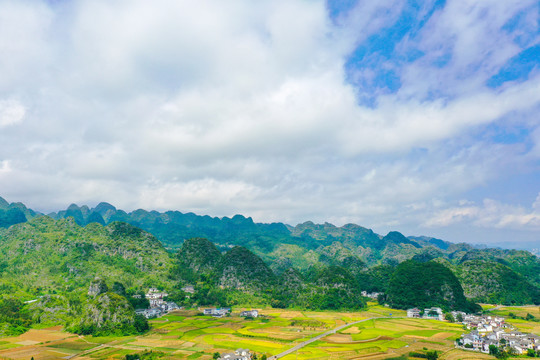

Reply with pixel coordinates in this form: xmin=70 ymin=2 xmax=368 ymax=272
xmin=407 ymin=308 xmax=421 ymax=318
xmin=240 ymin=310 xmax=258 ymax=318
xmin=220 ymin=349 xmax=251 ymax=360
xmin=423 ymin=307 xmax=444 ymax=321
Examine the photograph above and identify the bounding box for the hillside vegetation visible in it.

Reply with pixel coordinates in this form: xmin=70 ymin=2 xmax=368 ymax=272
xmin=1 ymin=197 xmax=539 ymax=308
xmin=386 ymin=260 xmax=480 ymax=312
xmin=0 ymin=216 xmax=173 ymax=293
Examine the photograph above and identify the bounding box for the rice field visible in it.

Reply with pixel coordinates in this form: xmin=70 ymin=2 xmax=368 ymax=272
xmin=0 ymin=305 xmax=538 ymax=360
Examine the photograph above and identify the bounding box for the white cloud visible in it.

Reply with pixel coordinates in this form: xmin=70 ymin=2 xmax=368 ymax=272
xmin=0 ymin=99 xmax=25 ymax=127
xmin=0 ymin=0 xmax=538 ymax=245
xmin=424 ymin=195 xmax=540 ymax=231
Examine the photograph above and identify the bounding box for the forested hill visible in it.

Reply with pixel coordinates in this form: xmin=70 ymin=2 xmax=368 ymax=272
xmin=1 ymin=196 xmax=539 ymax=305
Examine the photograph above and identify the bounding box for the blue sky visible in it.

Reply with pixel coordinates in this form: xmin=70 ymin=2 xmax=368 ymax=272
xmin=0 ymin=0 xmax=538 ymax=248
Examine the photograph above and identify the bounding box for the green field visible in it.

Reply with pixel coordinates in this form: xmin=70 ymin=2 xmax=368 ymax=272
xmin=0 ymin=305 xmax=539 ymax=360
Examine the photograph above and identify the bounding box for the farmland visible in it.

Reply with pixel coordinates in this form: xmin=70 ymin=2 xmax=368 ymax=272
xmin=0 ymin=305 xmax=538 ymax=360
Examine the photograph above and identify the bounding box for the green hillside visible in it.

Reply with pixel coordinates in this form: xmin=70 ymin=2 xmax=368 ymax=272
xmin=386 ymin=260 xmax=480 ymax=312
xmin=0 ymin=216 xmax=174 ymax=295
xmin=453 ymin=260 xmax=540 ymax=305
xmin=1 ymin=197 xmax=539 ymax=307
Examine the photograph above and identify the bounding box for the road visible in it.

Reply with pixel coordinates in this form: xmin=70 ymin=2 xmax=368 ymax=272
xmin=268 ymin=316 xmax=393 ymax=360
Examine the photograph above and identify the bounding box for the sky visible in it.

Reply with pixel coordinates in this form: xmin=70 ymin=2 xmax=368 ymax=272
xmin=0 ymin=0 xmax=539 ymax=249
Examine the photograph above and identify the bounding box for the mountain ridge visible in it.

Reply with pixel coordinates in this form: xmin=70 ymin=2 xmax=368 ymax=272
xmin=1 ymin=196 xmax=539 ymax=306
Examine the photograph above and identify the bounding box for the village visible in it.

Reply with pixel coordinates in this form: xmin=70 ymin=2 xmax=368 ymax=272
xmin=406 ymin=306 xmax=540 ymax=356
xmin=457 ymin=313 xmax=540 ymax=356
xmin=135 ymin=288 xmax=540 ymax=358
xmin=131 ymin=287 xmax=263 ymax=359
xmin=133 ymin=288 xmax=181 ymax=319
xmin=134 ymin=286 xmax=260 ymax=320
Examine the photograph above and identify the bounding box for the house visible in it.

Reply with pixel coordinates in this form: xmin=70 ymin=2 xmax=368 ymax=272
xmin=146 ymin=288 xmax=169 ymax=308
xmin=493 ymin=328 xmax=505 ymax=339
xmin=240 ymin=310 xmax=258 ymax=318
xmin=407 ymin=308 xmax=421 ymax=318
xmin=203 ymin=308 xmax=231 ymax=317
xmin=219 ymin=349 xmax=251 ymax=360
xmin=143 ymin=308 xmax=162 ymax=319
xmin=451 ymin=311 xmax=466 ymax=321
xmin=482 ymin=339 xmax=498 ymax=353
xmin=511 ymin=344 xmax=526 ymax=355
xmin=526 ymin=334 xmax=540 ymax=344
xmin=477 ymin=324 xmax=493 ymax=333
xmin=462 ymin=331 xmax=483 ymax=350
xmin=423 ymin=307 xmax=444 ymax=321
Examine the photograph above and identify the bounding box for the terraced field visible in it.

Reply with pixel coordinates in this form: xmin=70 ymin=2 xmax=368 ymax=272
xmin=0 ymin=305 xmax=538 ymax=360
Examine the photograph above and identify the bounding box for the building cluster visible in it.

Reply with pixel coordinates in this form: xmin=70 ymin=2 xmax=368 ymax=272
xmin=459 ymin=329 xmax=540 ymax=355
xmin=218 ymin=348 xmax=252 ymax=360
xmin=406 ymin=307 xmax=444 ymax=321
xmin=457 ymin=314 xmax=540 ymax=355
xmin=203 ymin=307 xmax=231 ymax=317
xmin=461 ymin=314 xmax=506 ymax=331
xmin=134 ymin=287 xmax=180 ymax=318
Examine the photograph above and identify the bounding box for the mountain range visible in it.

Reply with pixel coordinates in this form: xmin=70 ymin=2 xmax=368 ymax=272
xmin=0 ymin=196 xmax=539 ymax=307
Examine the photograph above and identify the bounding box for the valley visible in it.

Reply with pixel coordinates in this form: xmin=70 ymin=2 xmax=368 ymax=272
xmin=0 ymin=304 xmax=538 ymax=360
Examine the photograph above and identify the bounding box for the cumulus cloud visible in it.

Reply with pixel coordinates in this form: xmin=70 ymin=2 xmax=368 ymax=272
xmin=0 ymin=0 xmax=538 ymax=245
xmin=424 ymin=195 xmax=540 ymax=231
xmin=0 ymin=99 xmax=25 ymax=127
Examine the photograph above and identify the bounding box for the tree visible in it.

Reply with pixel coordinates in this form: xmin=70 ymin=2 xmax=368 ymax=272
xmin=489 ymin=344 xmax=499 ymax=356
xmin=496 ymin=349 xmax=509 ymax=359
xmin=426 ymin=350 xmax=438 ymax=360
xmin=445 ymin=313 xmax=455 ymax=323
xmin=456 ymin=313 xmax=464 ymax=322
xmin=112 ymin=282 xmax=127 ymax=297
xmin=212 ymin=352 xmax=220 ymax=359
xmin=261 ymin=355 xmax=267 ymax=360
xmin=527 ymin=349 xmax=535 ymax=357
xmin=134 ymin=314 xmax=149 ymax=333
xmin=128 ymin=290 xmax=150 ymax=309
